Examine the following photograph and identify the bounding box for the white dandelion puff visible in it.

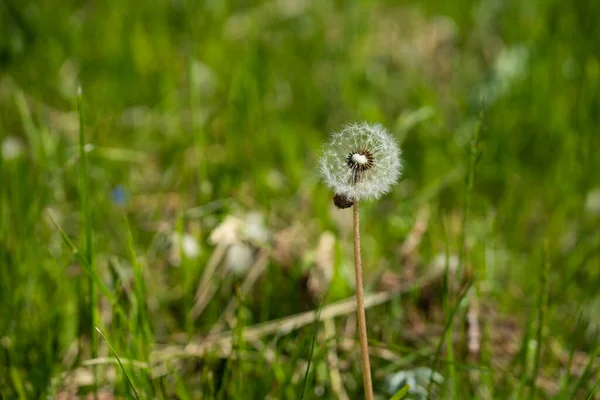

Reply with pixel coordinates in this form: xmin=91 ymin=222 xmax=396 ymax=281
xmin=319 ymin=121 xmax=401 ymax=398
xmin=319 ymin=122 xmax=402 ymax=201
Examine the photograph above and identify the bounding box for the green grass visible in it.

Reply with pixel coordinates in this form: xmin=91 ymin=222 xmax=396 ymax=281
xmin=1 ymin=0 xmax=600 ymax=398
xmin=77 ymin=86 xmax=98 ymax=396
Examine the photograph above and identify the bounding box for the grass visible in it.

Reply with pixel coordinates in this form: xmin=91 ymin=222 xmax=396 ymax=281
xmin=77 ymin=86 xmax=98 ymax=396
xmin=1 ymin=0 xmax=600 ymax=398
xmin=96 ymin=327 xmax=141 ymax=400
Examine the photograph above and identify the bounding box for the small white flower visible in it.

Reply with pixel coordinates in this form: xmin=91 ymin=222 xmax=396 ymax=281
xmin=1 ymin=136 xmax=25 ymax=161
xmin=226 ymin=242 xmax=254 ymax=274
xmin=319 ymin=122 xmax=402 ymax=201
xmin=182 ymin=234 xmax=201 ymax=259
xmin=169 ymin=232 xmax=201 ymax=264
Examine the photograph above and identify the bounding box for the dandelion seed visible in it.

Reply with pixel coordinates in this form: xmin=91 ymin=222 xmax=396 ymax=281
xmin=319 ymin=122 xmax=402 ymax=201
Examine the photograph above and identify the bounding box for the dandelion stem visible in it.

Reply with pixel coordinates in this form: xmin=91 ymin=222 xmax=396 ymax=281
xmin=353 ymin=201 xmax=374 ymax=400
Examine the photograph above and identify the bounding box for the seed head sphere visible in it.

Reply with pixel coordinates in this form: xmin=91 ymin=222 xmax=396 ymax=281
xmin=320 ymin=123 xmax=402 ymax=201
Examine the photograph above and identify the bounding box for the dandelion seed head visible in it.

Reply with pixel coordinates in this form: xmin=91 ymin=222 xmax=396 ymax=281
xmin=319 ymin=122 xmax=402 ymax=201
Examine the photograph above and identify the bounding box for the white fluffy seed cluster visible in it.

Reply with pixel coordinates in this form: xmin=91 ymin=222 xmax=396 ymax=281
xmin=319 ymin=122 xmax=402 ymax=201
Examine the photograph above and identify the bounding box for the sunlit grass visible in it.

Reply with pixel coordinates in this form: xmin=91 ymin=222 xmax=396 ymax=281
xmin=1 ymin=1 xmax=599 ymax=399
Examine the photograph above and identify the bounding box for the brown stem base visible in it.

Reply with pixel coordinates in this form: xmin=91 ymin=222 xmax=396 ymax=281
xmin=353 ymin=201 xmax=374 ymax=400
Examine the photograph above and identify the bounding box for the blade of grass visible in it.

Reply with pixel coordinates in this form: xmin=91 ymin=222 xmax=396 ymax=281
xmin=514 ymin=315 xmax=534 ymax=398
xmin=427 ymin=279 xmax=475 ymax=398
xmin=9 ymin=368 xmax=27 ymax=400
xmin=558 ymin=310 xmax=584 ymax=396
xmin=514 ymin=240 xmax=551 ymax=400
xmin=303 ymin=344 xmax=335 ymax=397
xmin=585 ymin=373 xmax=600 ymax=400
xmin=389 ymin=384 xmax=410 ymax=400
xmin=441 ymin=214 xmax=457 ymax=397
xmin=279 ymin=333 xmax=312 ymax=398
xmin=185 ymin=0 xmax=207 ymax=202
xmin=300 ymin=297 xmax=324 ymax=400
xmin=217 ymin=289 xmax=247 ymax=400
xmin=458 ymin=105 xmax=483 ymax=283
xmin=437 ymin=104 xmax=483 ymax=399
xmin=370 ymin=338 xmax=493 ymax=375
xmin=47 ymin=211 xmax=136 ymax=342
xmin=47 ymin=210 xmax=115 ymax=303
xmin=124 ymin=214 xmax=151 ymax=348
xmin=568 ymin=344 xmax=600 ymax=399
xmin=528 ymin=240 xmax=551 ymax=399
xmin=77 ymin=88 xmax=98 ymax=396
xmin=123 ymin=214 xmax=154 ymax=396
xmin=96 ymin=328 xmax=141 ymax=400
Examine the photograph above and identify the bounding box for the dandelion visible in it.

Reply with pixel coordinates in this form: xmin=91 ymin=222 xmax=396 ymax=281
xmin=319 ymin=122 xmax=402 ymax=202
xmin=319 ymin=122 xmax=402 ymax=400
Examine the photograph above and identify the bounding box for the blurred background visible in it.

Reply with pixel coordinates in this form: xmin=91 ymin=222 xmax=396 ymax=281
xmin=1 ymin=0 xmax=599 ymax=398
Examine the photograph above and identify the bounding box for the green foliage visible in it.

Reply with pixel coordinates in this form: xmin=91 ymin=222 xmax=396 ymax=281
xmin=1 ymin=0 xmax=599 ymax=398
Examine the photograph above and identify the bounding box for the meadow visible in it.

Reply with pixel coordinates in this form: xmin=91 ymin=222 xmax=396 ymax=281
xmin=1 ymin=0 xmax=600 ymax=398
